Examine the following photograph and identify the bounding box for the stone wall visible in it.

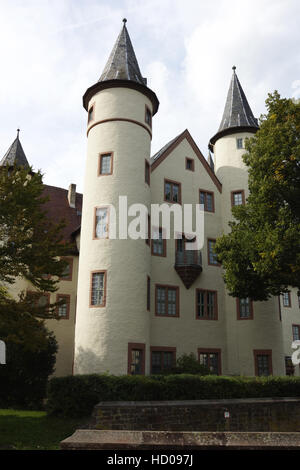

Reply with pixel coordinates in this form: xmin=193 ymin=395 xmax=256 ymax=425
xmin=90 ymin=398 xmax=300 ymax=432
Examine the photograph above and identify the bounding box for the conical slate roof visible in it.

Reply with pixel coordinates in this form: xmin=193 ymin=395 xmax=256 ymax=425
xmin=209 ymin=67 xmax=259 ymax=150
xmin=0 ymin=131 xmax=30 ymax=168
xmin=99 ymin=19 xmax=147 ymax=85
xmin=82 ymin=19 xmax=159 ymax=114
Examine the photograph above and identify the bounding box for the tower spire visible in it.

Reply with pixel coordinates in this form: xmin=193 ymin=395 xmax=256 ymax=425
xmin=0 ymin=131 xmax=29 ymax=168
xmin=83 ymin=20 xmax=159 ymax=114
xmin=99 ymin=19 xmax=146 ymax=85
xmin=209 ymin=67 xmax=259 ymax=150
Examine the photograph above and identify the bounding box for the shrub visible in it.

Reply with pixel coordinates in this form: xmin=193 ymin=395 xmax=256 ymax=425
xmin=0 ymin=310 xmax=57 ymax=408
xmin=46 ymin=373 xmax=300 ymax=418
xmin=168 ymin=352 xmax=211 ymax=375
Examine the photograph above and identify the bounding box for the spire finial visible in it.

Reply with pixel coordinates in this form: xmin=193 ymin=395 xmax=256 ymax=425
xmin=232 ymin=65 xmax=236 ymax=72
xmin=122 ymin=18 xmax=127 ymax=25
xmin=17 ymin=128 xmax=20 ymax=138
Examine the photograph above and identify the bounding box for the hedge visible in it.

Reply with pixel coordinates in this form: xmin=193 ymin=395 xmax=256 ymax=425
xmin=46 ymin=374 xmax=300 ymax=418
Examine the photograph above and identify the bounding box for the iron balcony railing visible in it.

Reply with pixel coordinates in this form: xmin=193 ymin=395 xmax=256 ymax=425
xmin=175 ymin=250 xmax=202 ymax=267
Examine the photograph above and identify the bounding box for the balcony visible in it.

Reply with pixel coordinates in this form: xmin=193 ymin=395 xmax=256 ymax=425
xmin=174 ymin=250 xmax=202 ymax=289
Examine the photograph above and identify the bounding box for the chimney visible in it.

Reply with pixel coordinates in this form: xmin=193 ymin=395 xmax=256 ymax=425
xmin=68 ymin=183 xmax=76 ymax=208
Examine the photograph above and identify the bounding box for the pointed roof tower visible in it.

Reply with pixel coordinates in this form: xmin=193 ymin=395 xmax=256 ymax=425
xmin=209 ymin=67 xmax=259 ymax=150
xmin=0 ymin=130 xmax=30 ymax=168
xmin=83 ymin=19 xmax=159 ymax=114
xmin=99 ymin=18 xmax=146 ymax=85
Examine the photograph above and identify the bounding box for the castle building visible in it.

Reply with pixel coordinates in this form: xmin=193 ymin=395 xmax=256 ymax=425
xmin=1 ymin=20 xmax=299 ymax=378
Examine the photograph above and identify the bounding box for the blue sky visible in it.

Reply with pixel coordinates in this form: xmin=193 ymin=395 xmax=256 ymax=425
xmin=0 ymin=0 xmax=299 ymax=192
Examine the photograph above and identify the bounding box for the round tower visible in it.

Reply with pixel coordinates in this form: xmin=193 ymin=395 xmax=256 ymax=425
xmin=208 ymin=67 xmax=285 ymax=377
xmin=209 ymin=66 xmax=259 ymax=231
xmin=74 ymin=20 xmax=159 ymax=375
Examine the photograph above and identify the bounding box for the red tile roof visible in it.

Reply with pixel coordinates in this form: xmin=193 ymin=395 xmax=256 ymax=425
xmin=42 ymin=184 xmax=82 ymax=250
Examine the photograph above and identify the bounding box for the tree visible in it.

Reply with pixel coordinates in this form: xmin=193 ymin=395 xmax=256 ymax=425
xmin=0 ymin=165 xmax=71 ymax=315
xmin=0 ymin=291 xmax=58 ymax=407
xmin=0 ymin=165 xmax=71 ymax=406
xmin=215 ymin=91 xmax=300 ymax=301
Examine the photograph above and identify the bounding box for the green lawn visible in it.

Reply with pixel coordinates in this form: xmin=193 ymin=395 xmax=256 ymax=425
xmin=0 ymin=409 xmax=84 ymax=450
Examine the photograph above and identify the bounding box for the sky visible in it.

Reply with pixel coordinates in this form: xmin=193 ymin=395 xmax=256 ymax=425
xmin=0 ymin=0 xmax=299 ymax=192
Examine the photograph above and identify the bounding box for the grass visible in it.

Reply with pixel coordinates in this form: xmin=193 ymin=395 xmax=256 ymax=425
xmin=0 ymin=409 xmax=85 ymax=450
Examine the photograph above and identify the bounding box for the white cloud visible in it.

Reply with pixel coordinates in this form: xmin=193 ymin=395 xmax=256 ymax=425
xmin=0 ymin=0 xmax=299 ymax=191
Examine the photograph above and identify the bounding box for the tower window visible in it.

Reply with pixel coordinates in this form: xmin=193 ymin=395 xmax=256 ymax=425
xmin=237 ymin=297 xmax=253 ymax=319
xmin=94 ymin=207 xmax=109 ymax=239
xmin=88 ymin=105 xmax=94 ymax=123
xmin=196 ymin=289 xmax=218 ymax=320
xmin=236 ymin=138 xmax=243 ymax=149
xmin=90 ymin=271 xmax=106 ymax=307
xmin=186 ymin=158 xmax=194 ymax=171
xmin=200 ymin=190 xmax=214 ymax=212
xmin=145 ymin=106 xmax=152 ymax=127
xmin=231 ymin=190 xmax=245 ymax=206
xmin=128 ymin=343 xmax=145 ymax=375
xmin=145 ymin=160 xmax=150 ymax=185
xmin=155 ymin=285 xmax=179 ymax=317
xmin=99 ymin=152 xmax=113 ymax=175
xmin=164 ymin=179 xmax=181 ymax=204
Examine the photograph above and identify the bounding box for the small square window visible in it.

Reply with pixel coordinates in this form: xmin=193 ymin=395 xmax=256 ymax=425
xmin=186 ymin=158 xmax=194 ymax=171
xmin=236 ymin=138 xmax=243 ymax=149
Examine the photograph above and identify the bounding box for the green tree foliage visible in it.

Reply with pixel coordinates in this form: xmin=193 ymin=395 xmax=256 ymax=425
xmin=0 ymin=165 xmax=69 ymax=295
xmin=0 ymin=165 xmax=72 ymax=405
xmin=215 ymin=92 xmax=300 ymax=300
xmin=0 ymin=293 xmax=58 ymax=407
